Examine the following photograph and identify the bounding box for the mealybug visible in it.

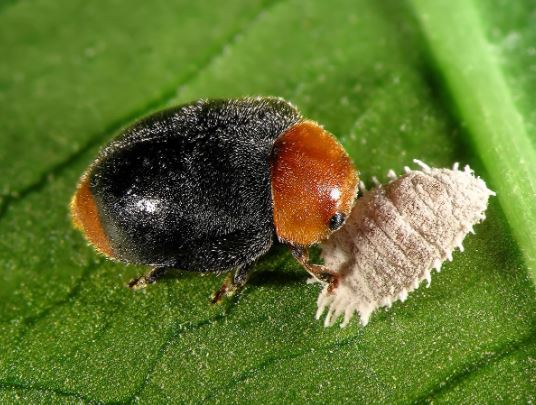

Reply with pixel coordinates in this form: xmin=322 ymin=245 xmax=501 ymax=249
xmin=317 ymin=160 xmax=495 ymax=327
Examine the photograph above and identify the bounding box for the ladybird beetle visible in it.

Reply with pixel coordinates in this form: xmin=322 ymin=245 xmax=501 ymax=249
xmin=70 ymin=97 xmax=358 ymax=300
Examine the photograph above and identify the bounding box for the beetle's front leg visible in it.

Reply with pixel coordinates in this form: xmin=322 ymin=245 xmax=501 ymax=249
xmin=289 ymin=246 xmax=339 ymax=292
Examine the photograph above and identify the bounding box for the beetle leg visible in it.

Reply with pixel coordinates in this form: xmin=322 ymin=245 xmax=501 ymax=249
xmin=211 ymin=265 xmax=251 ymax=304
xmin=290 ymin=246 xmax=339 ymax=292
xmin=128 ymin=266 xmax=170 ymax=290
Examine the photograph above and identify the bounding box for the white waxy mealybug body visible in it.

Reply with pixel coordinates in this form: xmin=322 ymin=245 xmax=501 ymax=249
xmin=317 ymin=160 xmax=495 ymax=327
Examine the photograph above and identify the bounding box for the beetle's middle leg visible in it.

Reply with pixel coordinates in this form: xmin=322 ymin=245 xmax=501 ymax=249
xmin=128 ymin=266 xmax=171 ymax=290
xmin=211 ymin=264 xmax=251 ymax=304
xmin=290 ymin=246 xmax=339 ymax=292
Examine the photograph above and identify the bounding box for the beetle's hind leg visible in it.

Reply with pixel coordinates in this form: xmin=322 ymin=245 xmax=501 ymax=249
xmin=128 ymin=266 xmax=171 ymax=290
xmin=211 ymin=265 xmax=251 ymax=304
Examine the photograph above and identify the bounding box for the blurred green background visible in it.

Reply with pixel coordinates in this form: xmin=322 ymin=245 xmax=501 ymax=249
xmin=1 ymin=0 xmax=535 ymax=403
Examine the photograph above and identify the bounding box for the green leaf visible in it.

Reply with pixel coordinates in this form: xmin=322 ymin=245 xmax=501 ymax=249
xmin=1 ymin=0 xmax=535 ymax=403
xmin=410 ymin=0 xmax=536 ymax=284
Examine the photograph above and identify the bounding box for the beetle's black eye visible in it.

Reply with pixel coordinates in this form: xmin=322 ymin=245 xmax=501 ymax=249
xmin=329 ymin=212 xmax=346 ymax=231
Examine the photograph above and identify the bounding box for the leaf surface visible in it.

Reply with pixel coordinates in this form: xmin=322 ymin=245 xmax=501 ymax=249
xmin=1 ymin=0 xmax=535 ymax=403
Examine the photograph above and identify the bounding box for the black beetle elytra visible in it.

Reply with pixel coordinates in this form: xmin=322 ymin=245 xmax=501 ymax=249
xmin=71 ymin=97 xmax=358 ymax=300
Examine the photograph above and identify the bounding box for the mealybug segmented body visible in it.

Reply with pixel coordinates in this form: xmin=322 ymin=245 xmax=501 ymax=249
xmin=317 ymin=160 xmax=495 ymax=327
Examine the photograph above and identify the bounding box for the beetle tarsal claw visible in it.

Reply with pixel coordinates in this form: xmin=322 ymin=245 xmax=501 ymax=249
xmin=326 ymin=273 xmax=340 ymax=294
xmin=127 ymin=275 xmax=150 ymax=290
xmin=307 ymin=265 xmax=339 ymax=292
xmin=211 ymin=281 xmax=241 ymax=304
xmin=211 ymin=275 xmax=232 ymax=304
xmin=211 ymin=266 xmax=250 ymax=304
xmin=127 ymin=266 xmax=170 ymax=290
